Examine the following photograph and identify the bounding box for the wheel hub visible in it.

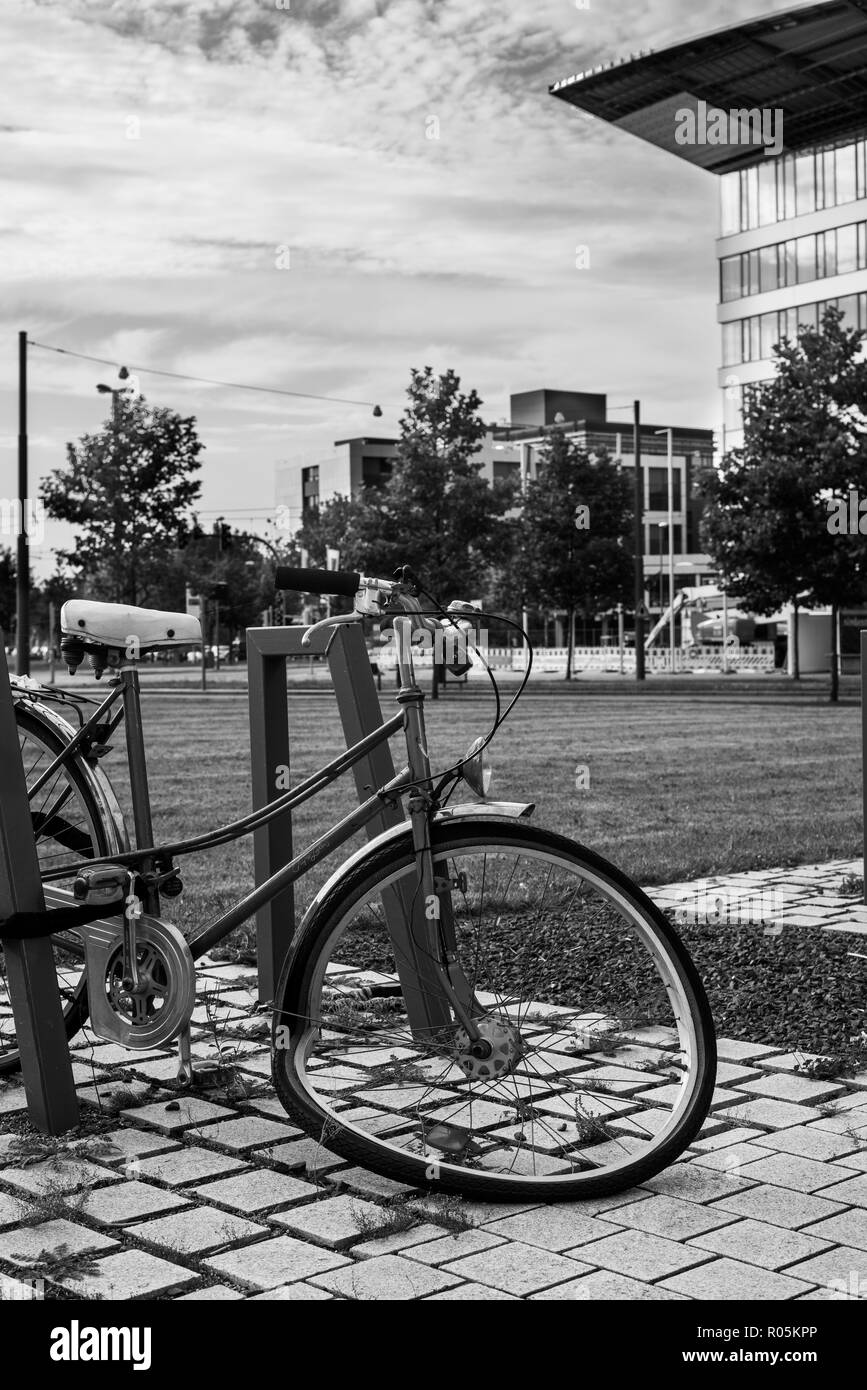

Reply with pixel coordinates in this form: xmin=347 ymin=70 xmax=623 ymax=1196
xmin=453 ymin=1015 xmax=523 ymax=1081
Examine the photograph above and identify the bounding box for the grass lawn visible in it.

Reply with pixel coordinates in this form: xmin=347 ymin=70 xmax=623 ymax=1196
xmin=98 ymin=687 xmax=863 ymax=944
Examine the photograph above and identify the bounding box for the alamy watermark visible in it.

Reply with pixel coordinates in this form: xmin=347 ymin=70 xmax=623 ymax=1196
xmin=673 ymin=887 xmax=783 ymax=933
xmin=675 ymin=101 xmax=784 ymax=157
xmin=0 ymin=497 xmax=45 ymax=545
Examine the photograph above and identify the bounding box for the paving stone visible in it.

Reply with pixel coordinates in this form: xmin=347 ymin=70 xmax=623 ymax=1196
xmin=718 ymin=1098 xmax=828 ymax=1131
xmin=403 ymin=1228 xmax=506 ymax=1264
xmin=267 ymin=1138 xmax=348 ymax=1176
xmin=0 ymin=1085 xmax=29 ymax=1114
xmin=816 ymin=1173 xmax=867 ymax=1206
xmin=243 ymin=1097 xmax=303 ymax=1128
xmin=714 ymin=1062 xmax=765 ymax=1087
xmin=660 ymin=1256 xmax=817 ymax=1301
xmin=312 ymin=1254 xmax=461 ymax=1299
xmin=78 ymin=1180 xmax=192 ymax=1225
xmin=780 ymin=1246 xmax=867 ymax=1295
xmin=418 ymin=1197 xmax=541 ymax=1225
xmin=611 ymin=1194 xmax=739 ymax=1241
xmin=688 ymin=1217 xmax=832 ymax=1271
xmin=247 ymin=1283 xmax=335 ymax=1300
xmin=734 ymin=1074 xmax=846 ymax=1106
xmin=569 ymin=1228 xmax=709 ymax=1281
xmin=177 ymin=1284 xmax=246 ymax=1300
xmin=691 ymin=1143 xmax=769 ymax=1174
xmin=205 ymin=1235 xmax=350 ymax=1290
xmin=119 ymin=1097 xmax=236 ymax=1134
xmin=55 ymin=1248 xmax=200 ymax=1299
xmin=424 ymin=1282 xmax=520 ymax=1300
xmin=343 ymin=1221 xmax=442 ymax=1259
xmin=801 ymin=1209 xmax=867 ymax=1251
xmin=711 ymin=1183 xmax=848 ymax=1231
xmin=136 ymin=1205 xmax=269 ymax=1255
xmin=325 ymin=1166 xmax=417 ymax=1201
xmin=714 ymin=1040 xmax=783 ymax=1063
xmin=441 ymin=1240 xmax=591 ymax=1296
xmin=811 ymin=1109 xmax=867 ymax=1134
xmin=530 ymin=1270 xmax=687 ymax=1299
xmin=132 ymin=1146 xmax=249 ymax=1186
xmin=732 ymin=1151 xmax=857 ymax=1194
xmin=77 ymin=1080 xmax=164 ymax=1110
xmin=0 ymin=1218 xmax=118 ymax=1265
xmin=482 ymin=1205 xmax=622 ymax=1252
xmin=192 ymin=1169 xmax=318 ymax=1213
xmin=751 ymin=1126 xmax=864 ymax=1163
xmin=0 ymin=1157 xmax=122 ymax=1197
xmin=642 ymin=1161 xmax=756 ymax=1203
xmin=78 ymin=1129 xmax=181 ymax=1164
xmin=187 ymin=1116 xmax=299 ymax=1152
xmin=0 ymin=1191 xmax=34 ymax=1229
xmin=836 ymin=1148 xmax=867 ymax=1172
xmin=71 ymin=1043 xmax=170 ymax=1068
xmin=270 ymin=1195 xmax=386 ymax=1249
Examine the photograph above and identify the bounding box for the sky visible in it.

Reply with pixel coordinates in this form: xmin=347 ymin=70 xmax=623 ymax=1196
xmin=0 ymin=0 xmax=802 ymax=576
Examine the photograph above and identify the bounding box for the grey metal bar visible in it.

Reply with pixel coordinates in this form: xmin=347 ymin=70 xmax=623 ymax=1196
xmin=862 ymin=630 xmax=867 ymax=905
xmin=0 ymin=636 xmax=78 ymax=1133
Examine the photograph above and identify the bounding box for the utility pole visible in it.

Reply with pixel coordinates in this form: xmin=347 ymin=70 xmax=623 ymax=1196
xmin=633 ymin=400 xmax=645 ymax=681
xmin=17 ymin=331 xmax=29 ymax=676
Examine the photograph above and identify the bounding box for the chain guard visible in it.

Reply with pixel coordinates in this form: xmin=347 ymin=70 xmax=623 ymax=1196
xmin=80 ymin=916 xmax=196 ymax=1048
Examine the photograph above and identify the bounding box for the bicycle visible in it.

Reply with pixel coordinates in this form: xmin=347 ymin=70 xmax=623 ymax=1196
xmin=1 ymin=566 xmax=716 ymax=1200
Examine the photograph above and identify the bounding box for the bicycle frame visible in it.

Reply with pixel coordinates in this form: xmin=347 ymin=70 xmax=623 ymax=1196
xmin=27 ymin=609 xmax=482 ymax=1039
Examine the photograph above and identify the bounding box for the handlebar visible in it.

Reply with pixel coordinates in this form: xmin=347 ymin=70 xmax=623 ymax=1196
xmin=275 ymin=566 xmax=362 ymax=597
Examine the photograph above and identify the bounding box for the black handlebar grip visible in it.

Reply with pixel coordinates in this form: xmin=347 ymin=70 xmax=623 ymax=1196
xmin=275 ymin=566 xmax=361 ymax=597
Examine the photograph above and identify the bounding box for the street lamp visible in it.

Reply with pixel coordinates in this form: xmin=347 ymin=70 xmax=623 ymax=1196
xmin=654 ymin=428 xmax=676 ymax=674
xmin=96 ymin=370 xmax=135 ymax=604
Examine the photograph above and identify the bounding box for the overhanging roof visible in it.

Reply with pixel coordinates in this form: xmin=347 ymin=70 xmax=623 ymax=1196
xmin=550 ymin=1 xmax=867 ymax=173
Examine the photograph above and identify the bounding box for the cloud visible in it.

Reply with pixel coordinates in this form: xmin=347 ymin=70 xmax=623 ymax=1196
xmin=2 ymin=0 xmax=795 ymax=571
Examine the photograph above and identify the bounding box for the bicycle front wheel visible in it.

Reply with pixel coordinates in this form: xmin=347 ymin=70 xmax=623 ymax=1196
xmin=273 ymin=820 xmax=716 ymax=1201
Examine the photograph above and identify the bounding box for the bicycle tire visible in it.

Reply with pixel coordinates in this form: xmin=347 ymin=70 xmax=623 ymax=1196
xmin=272 ymin=819 xmax=716 ymax=1201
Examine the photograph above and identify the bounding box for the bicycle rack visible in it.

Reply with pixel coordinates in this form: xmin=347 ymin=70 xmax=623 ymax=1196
xmin=0 ymin=635 xmax=79 ymax=1133
xmin=247 ymin=621 xmax=442 ymax=1018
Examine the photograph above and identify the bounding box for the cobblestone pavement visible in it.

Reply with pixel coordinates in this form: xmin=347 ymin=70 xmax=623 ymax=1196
xmin=1 ymin=863 xmax=866 ymax=1302
xmin=647 ymin=858 xmax=867 ymax=936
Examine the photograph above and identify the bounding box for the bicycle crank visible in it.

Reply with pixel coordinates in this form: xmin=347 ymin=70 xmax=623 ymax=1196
xmin=80 ymin=916 xmax=196 ymax=1049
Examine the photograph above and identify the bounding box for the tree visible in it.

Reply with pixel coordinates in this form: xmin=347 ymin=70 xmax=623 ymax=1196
xmin=698 ymin=307 xmax=867 ymax=699
xmin=40 ymin=394 xmax=203 ymax=608
xmin=516 ymin=431 xmax=633 ymax=679
xmin=362 ymin=367 xmax=517 ymax=602
xmin=175 ymin=521 xmax=275 ymax=659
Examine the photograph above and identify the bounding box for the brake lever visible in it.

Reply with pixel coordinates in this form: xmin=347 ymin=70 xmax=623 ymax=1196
xmin=301 ymin=612 xmax=362 ymax=648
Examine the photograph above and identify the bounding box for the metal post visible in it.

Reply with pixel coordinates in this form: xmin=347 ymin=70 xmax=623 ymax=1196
xmin=722 ymin=586 xmax=729 ymax=675
xmin=214 ymin=599 xmax=221 ymax=673
xmin=246 ymin=622 xmax=451 ymax=1030
xmin=48 ymin=600 xmax=56 ymax=685
xmin=617 ymin=602 xmax=624 ymax=675
xmin=200 ymin=595 xmax=207 ymax=692
xmin=667 ymin=429 xmax=675 ymax=673
xmin=633 ymin=401 xmax=645 ymax=681
xmin=0 ymin=635 xmax=78 ymax=1132
xmin=863 ymin=630 xmax=867 ymax=904
xmin=17 ymin=331 xmax=29 ymax=677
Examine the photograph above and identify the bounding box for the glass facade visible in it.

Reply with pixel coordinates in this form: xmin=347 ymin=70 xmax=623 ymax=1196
xmin=720 ymin=220 xmax=867 ymax=301
xmin=720 ymin=137 xmax=867 ymax=235
xmin=721 ymin=291 xmax=867 ymax=365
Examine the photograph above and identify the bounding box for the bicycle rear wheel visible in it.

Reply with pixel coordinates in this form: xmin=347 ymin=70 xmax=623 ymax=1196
xmin=272 ymin=820 xmax=716 ymax=1201
xmin=0 ymin=704 xmax=122 ymax=1074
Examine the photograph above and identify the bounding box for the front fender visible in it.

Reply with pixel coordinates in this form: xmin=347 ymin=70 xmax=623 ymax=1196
xmin=296 ymin=800 xmax=534 ymax=938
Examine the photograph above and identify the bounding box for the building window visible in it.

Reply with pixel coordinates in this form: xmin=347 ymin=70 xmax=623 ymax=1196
xmin=837 ymin=143 xmax=857 ymax=203
xmin=757 ymin=160 xmax=777 ymax=225
xmin=796 ymin=234 xmax=816 ymax=283
xmin=720 ymin=171 xmax=740 ymax=236
xmin=720 ymin=256 xmax=741 ymax=302
xmin=779 ymin=154 xmax=797 ymax=221
xmin=836 ymin=222 xmax=858 ymax=276
xmin=795 ymin=151 xmax=816 ymax=217
xmin=759 ymin=311 xmax=779 ymax=359
xmin=648 ymin=467 xmax=682 ymax=510
xmin=759 ymin=244 xmax=779 ymax=293
xmin=722 ymin=321 xmax=742 ymax=366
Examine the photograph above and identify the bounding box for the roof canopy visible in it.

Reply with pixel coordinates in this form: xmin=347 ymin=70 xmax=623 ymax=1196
xmin=550 ymin=1 xmax=867 ymax=172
